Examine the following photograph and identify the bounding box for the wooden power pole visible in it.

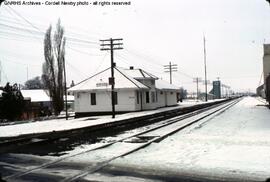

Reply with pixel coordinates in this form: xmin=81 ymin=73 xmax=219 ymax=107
xmin=100 ymin=38 xmax=123 ymax=118
xmin=203 ymin=35 xmax=208 ymax=102
xmin=164 ymin=62 xmax=177 ymax=84
xmin=193 ymin=77 xmax=202 ymax=101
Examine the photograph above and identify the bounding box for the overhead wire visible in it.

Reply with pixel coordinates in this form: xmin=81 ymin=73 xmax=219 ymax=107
xmin=3 ymin=6 xmax=100 ymax=48
xmin=1 ymin=5 xmax=106 ymax=81
xmin=2 ymin=5 xmax=200 ymax=87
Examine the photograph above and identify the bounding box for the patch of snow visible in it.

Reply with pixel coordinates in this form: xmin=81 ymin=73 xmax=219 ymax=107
xmin=108 ymin=97 xmax=270 ymax=181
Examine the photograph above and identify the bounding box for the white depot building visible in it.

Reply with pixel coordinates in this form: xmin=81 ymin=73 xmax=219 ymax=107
xmin=68 ymin=66 xmax=180 ymax=117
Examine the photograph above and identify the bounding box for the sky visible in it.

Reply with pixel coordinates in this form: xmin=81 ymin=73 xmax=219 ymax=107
xmin=0 ymin=0 xmax=270 ymax=93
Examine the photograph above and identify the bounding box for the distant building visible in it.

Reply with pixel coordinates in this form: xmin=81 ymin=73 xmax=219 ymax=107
xmin=20 ymin=89 xmax=74 ymax=119
xmin=21 ymin=89 xmax=52 ymax=119
xmin=263 ymin=44 xmax=270 ymax=83
xmin=257 ymin=44 xmax=270 ymax=98
xmin=211 ymin=80 xmax=221 ymax=99
xmin=68 ymin=67 xmax=180 ymax=117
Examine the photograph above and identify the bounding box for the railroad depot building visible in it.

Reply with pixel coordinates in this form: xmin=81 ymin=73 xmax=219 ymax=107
xmin=68 ymin=66 xmax=180 ymax=117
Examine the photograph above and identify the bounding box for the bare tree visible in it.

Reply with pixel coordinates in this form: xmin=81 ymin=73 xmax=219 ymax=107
xmin=42 ymin=19 xmax=66 ymax=115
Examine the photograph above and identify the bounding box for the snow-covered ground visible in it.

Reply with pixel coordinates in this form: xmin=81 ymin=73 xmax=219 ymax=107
xmin=0 ymin=99 xmax=218 ymax=138
xmin=100 ymin=97 xmax=270 ymax=181
xmin=2 ymin=97 xmax=268 ymax=181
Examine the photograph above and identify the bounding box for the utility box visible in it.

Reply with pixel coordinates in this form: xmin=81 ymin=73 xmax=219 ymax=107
xmin=108 ymin=77 xmax=115 ymax=85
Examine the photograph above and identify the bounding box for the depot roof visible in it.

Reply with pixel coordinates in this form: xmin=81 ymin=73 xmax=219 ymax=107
xmin=68 ymin=67 xmax=149 ymax=92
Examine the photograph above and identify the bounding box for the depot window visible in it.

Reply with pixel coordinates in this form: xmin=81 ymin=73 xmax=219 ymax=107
xmin=90 ymin=93 xmax=96 ymax=105
xmin=146 ymin=91 xmax=150 ymax=103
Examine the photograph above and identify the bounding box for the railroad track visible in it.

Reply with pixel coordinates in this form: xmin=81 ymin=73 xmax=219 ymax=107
xmin=2 ymin=98 xmax=241 ymax=181
xmin=0 ymin=98 xmax=233 ymax=153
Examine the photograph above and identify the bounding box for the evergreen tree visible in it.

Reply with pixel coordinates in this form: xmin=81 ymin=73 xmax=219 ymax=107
xmin=0 ymin=83 xmax=24 ymax=121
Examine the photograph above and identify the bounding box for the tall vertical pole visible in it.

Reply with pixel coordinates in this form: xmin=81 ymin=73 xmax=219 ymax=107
xmin=0 ymin=61 xmax=2 ymax=85
xmin=203 ymin=35 xmax=208 ymax=102
xmin=63 ymin=57 xmax=68 ymax=120
xmin=110 ymin=38 xmax=115 ymax=119
xmin=26 ymin=66 xmax=29 ymax=81
xmin=164 ymin=62 xmax=177 ymax=85
xmin=169 ymin=62 xmax=172 ymax=84
xmin=196 ymin=78 xmax=199 ymax=101
xmin=100 ymin=38 xmax=123 ymax=119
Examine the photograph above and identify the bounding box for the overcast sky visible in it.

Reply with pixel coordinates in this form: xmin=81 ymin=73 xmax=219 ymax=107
xmin=1 ymin=0 xmax=270 ymax=93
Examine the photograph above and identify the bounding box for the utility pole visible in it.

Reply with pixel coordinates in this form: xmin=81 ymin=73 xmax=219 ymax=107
xmin=203 ymin=35 xmax=208 ymax=102
xmin=0 ymin=61 xmax=2 ymax=85
xmin=164 ymin=62 xmax=177 ymax=84
xmin=63 ymin=57 xmax=68 ymax=120
xmin=100 ymin=38 xmax=123 ymax=118
xmin=26 ymin=66 xmax=29 ymax=81
xmin=193 ymin=77 xmax=202 ymax=101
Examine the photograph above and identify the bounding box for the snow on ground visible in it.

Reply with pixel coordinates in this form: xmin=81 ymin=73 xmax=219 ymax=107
xmin=108 ymin=97 xmax=270 ymax=181
xmin=0 ymin=99 xmax=217 ymax=138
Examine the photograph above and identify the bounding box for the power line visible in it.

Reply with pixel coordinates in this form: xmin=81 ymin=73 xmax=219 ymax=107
xmin=93 ymin=52 xmax=109 ymax=73
xmin=4 ymin=6 xmax=100 ymax=49
xmin=0 ymin=56 xmax=40 ymax=67
xmin=0 ymin=21 xmax=100 ymax=48
xmin=1 ymin=6 xmax=107 ymax=82
xmin=7 ymin=5 xmax=42 ymax=32
xmin=3 ymin=6 xmax=104 ymax=44
xmin=67 ymin=46 xmax=103 ymax=57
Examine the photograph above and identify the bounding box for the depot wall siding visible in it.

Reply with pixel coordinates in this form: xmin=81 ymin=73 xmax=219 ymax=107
xmin=74 ymin=90 xmax=138 ymax=113
xmin=140 ymin=89 xmax=158 ymax=110
xmin=74 ymin=89 xmax=178 ymax=115
xmin=157 ymin=91 xmax=166 ymax=108
xmin=167 ymin=91 xmax=177 ymax=106
xmin=135 ymin=91 xmax=143 ymax=111
xmin=115 ymin=90 xmax=138 ymax=111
